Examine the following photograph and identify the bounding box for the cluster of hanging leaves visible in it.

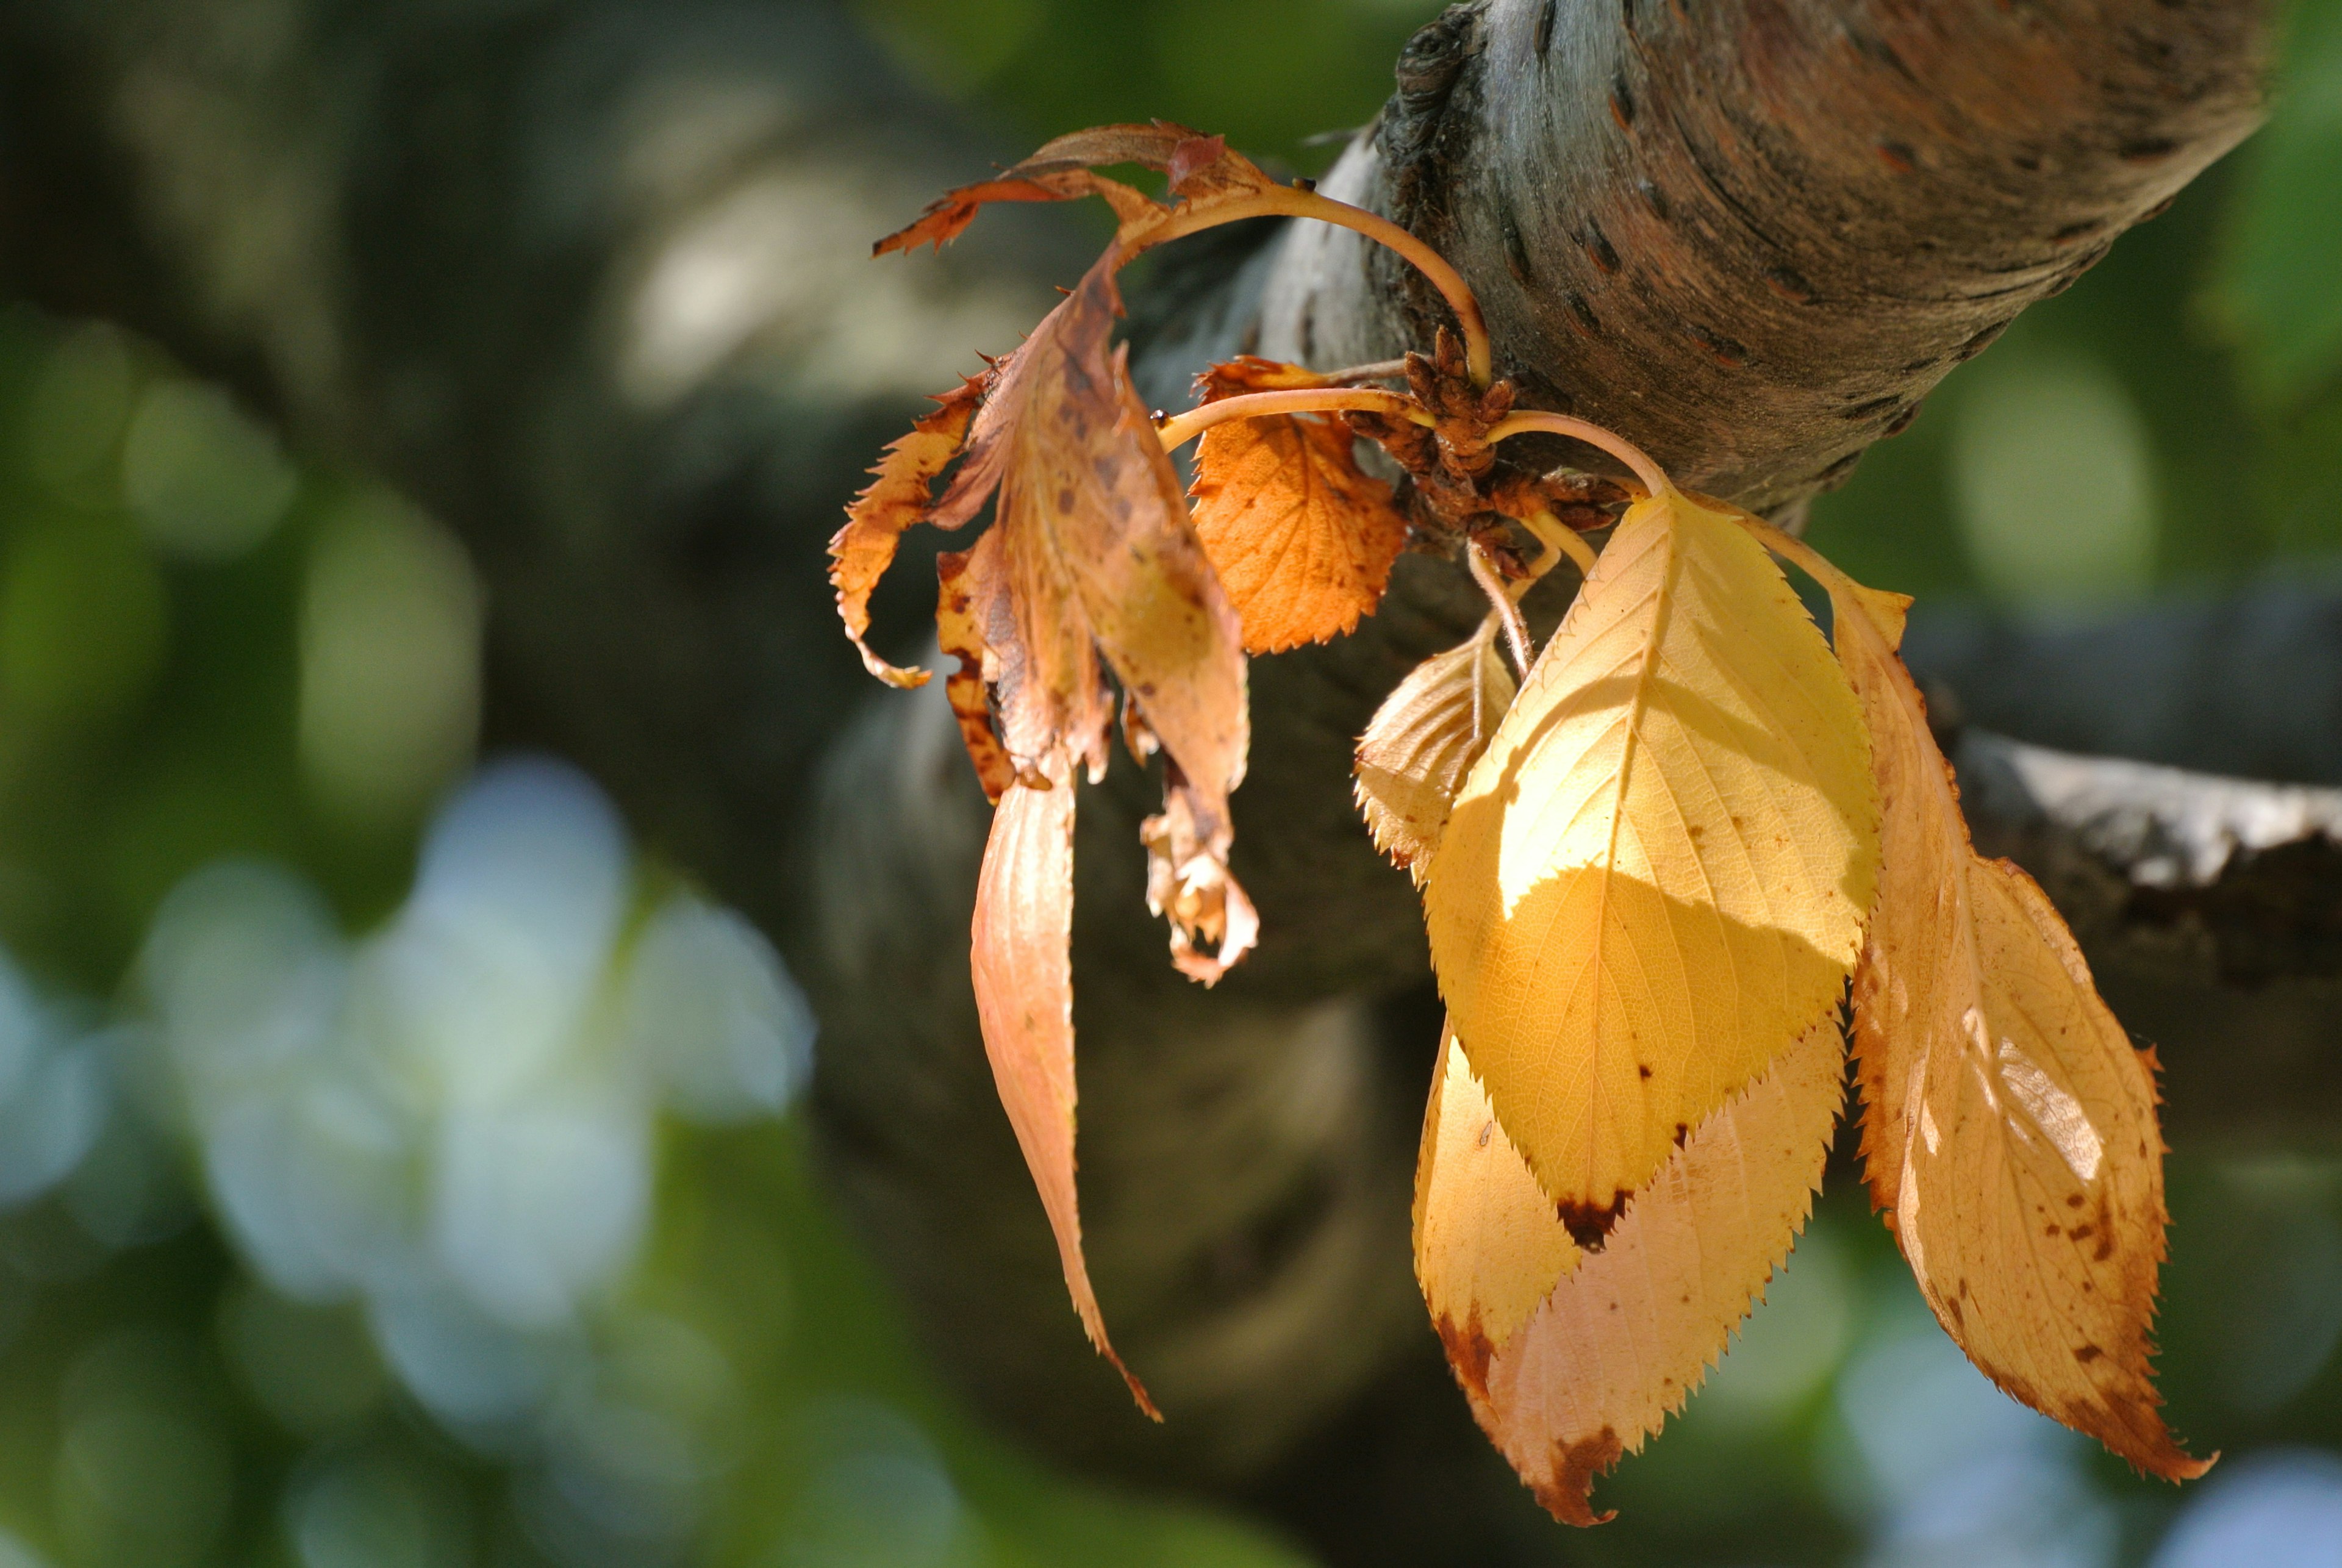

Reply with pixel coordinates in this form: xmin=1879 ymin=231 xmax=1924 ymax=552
xmin=833 ymin=123 xmax=2210 ymax=1518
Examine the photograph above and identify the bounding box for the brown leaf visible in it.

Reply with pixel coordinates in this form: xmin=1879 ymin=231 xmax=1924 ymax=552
xmin=1418 ymin=1018 xmax=1846 ymax=1525
xmin=828 ymin=378 xmax=982 ymax=687
xmin=929 ymin=254 xmax=1253 ymax=976
xmin=1355 ymin=620 xmax=1515 ymax=881
xmin=970 ymin=774 xmax=1159 ymax=1418
xmin=934 ymin=536 xmax=1019 ymax=803
xmin=1830 ymin=578 xmax=2210 ymax=1480
xmin=872 ymin=122 xmax=1280 ymax=259
xmin=1141 ymin=779 xmax=1258 ymax=984
xmin=1187 ymin=359 xmax=1412 ymax=653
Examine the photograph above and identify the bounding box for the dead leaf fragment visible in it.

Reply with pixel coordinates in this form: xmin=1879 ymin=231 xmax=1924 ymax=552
xmin=1355 ymin=620 xmax=1516 ymax=881
xmin=1188 ymin=358 xmax=1412 ymax=653
xmin=1830 ymin=579 xmax=2209 ymax=1480
xmin=829 ymin=378 xmax=982 ymax=687
xmin=1428 ymin=1017 xmax=1846 ymax=1525
xmin=1424 ymin=487 xmax=1877 ymax=1237
xmin=970 ymin=775 xmax=1158 ymax=1418
xmin=1141 ymin=781 xmax=1259 ymax=984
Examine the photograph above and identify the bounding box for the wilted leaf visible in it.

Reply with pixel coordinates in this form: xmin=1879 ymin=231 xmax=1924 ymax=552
xmin=829 ymin=378 xmax=983 ymax=687
xmin=1141 ymin=781 xmax=1258 ymax=984
xmin=1419 ymin=1018 xmax=1846 ymax=1525
xmin=934 ymin=535 xmax=1019 ymax=802
xmin=1355 ymin=620 xmax=1515 ymax=880
xmin=1830 ymin=578 xmax=2208 ymax=1479
xmin=874 ymin=121 xmax=1277 ymax=259
xmin=928 ymin=254 xmax=1253 ymax=978
xmin=1188 ymin=359 xmax=1412 ymax=653
xmin=1424 ymin=487 xmax=1876 ymax=1241
xmin=970 ymin=775 xmax=1158 ymax=1417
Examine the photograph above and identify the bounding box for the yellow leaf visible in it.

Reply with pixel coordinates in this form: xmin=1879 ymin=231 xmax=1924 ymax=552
xmin=1830 ymin=579 xmax=2209 ymax=1480
xmin=1187 ymin=358 xmax=1411 ymax=653
xmin=1355 ymin=620 xmax=1515 ymax=881
xmin=1414 ymin=1023 xmax=1581 ymax=1391
xmin=1424 ymin=486 xmax=1877 ymax=1238
xmin=970 ymin=775 xmax=1159 ymax=1419
xmin=1426 ymin=1016 xmax=1846 ymax=1525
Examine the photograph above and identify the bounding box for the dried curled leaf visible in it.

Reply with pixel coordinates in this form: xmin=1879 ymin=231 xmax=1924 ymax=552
xmin=970 ymin=775 xmax=1159 ymax=1418
xmin=1830 ymin=578 xmax=2209 ymax=1480
xmin=1355 ymin=620 xmax=1515 ymax=881
xmin=829 ymin=378 xmax=983 ymax=687
xmin=928 ymin=256 xmax=1247 ymax=799
xmin=1418 ymin=1018 xmax=1846 ymax=1525
xmin=873 ymin=121 xmax=1278 ymax=259
xmin=1424 ymin=487 xmax=1877 ymax=1241
xmin=1188 ymin=358 xmax=1412 ymax=653
xmin=1141 ymin=782 xmax=1259 ymax=984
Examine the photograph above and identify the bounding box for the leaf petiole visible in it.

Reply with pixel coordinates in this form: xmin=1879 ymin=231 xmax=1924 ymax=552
xmin=1155 ymin=386 xmax=1430 ymax=453
xmin=1519 ymin=508 xmax=1602 ymax=581
xmin=1131 ymin=186 xmax=1494 ymax=388
xmin=1485 ymin=411 xmax=1669 ymax=499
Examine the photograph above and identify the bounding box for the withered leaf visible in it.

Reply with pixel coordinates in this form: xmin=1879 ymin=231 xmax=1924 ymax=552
xmin=1424 ymin=487 xmax=1877 ymax=1239
xmin=1829 ymin=578 xmax=2209 ymax=1480
xmin=874 ymin=121 xmax=1283 ymax=260
xmin=1188 ymin=358 xmax=1412 ymax=653
xmin=934 ymin=535 xmax=1018 ymax=803
xmin=970 ymin=773 xmax=1159 ymax=1417
xmin=829 ymin=377 xmax=983 ymax=688
xmin=906 ymin=254 xmax=1253 ymax=987
xmin=1417 ymin=1018 xmax=1844 ymax=1525
xmin=1355 ymin=620 xmax=1514 ymax=881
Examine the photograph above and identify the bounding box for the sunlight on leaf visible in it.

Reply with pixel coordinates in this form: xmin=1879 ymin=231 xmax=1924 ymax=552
xmin=1354 ymin=619 xmax=1514 ymax=882
xmin=1424 ymin=488 xmax=1876 ymax=1239
xmin=1829 ymin=573 xmax=2208 ymax=1480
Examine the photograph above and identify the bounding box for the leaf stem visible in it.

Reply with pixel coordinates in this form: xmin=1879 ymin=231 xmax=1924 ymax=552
xmin=1468 ymin=539 xmax=1535 ymax=678
xmin=1520 ymin=509 xmax=1601 ymax=580
xmin=1484 ymin=411 xmax=1669 ymax=499
xmin=1155 ymin=387 xmax=1429 ymax=452
xmin=1133 ymin=187 xmax=1494 ymax=390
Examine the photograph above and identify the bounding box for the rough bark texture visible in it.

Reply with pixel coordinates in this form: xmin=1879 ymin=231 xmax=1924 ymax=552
xmin=0 ymin=0 xmax=2299 ymax=1559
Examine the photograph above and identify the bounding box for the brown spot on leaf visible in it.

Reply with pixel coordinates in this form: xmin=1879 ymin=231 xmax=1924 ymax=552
xmin=1436 ymin=1312 xmax=1499 ymax=1405
xmin=1558 ymin=1194 xmax=1628 ymax=1251
xmin=1534 ymin=1428 xmax=1625 ymax=1527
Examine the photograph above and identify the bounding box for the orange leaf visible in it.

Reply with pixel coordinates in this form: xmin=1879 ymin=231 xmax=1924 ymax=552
xmin=1417 ymin=1018 xmax=1846 ymax=1525
xmin=828 ymin=378 xmax=982 ymax=687
xmin=970 ymin=775 xmax=1158 ymax=1418
xmin=1188 ymin=359 xmax=1411 ymax=653
xmin=1354 ymin=620 xmax=1514 ymax=881
xmin=1830 ymin=578 xmax=2210 ymax=1480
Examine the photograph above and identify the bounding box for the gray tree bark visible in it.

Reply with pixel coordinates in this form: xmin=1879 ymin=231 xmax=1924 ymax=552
xmin=0 ymin=0 xmax=2297 ymax=1559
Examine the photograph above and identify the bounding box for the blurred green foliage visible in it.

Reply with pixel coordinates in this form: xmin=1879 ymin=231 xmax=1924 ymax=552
xmin=0 ymin=1 xmax=2335 ymax=1565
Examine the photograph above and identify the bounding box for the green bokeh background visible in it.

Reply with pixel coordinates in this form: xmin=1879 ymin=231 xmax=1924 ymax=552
xmin=0 ymin=1 xmax=2337 ymax=1564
